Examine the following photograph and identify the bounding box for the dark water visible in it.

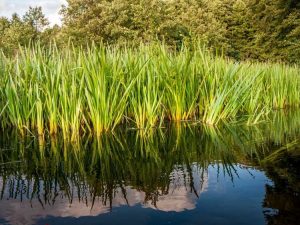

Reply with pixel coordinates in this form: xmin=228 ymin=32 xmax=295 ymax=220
xmin=0 ymin=112 xmax=300 ymax=225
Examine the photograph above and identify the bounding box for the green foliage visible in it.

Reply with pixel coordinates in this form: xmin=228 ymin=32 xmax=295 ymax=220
xmin=23 ymin=6 xmax=49 ymax=32
xmin=0 ymin=7 xmax=49 ymax=54
xmin=59 ymin=0 xmax=227 ymax=48
xmin=224 ymin=0 xmax=300 ymax=63
xmin=0 ymin=1 xmax=299 ymax=63
xmin=0 ymin=43 xmax=299 ymax=139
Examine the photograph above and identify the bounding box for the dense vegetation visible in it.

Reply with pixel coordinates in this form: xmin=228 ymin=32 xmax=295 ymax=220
xmin=0 ymin=43 xmax=299 ymax=139
xmin=0 ymin=0 xmax=300 ymax=139
xmin=0 ymin=0 xmax=300 ymax=63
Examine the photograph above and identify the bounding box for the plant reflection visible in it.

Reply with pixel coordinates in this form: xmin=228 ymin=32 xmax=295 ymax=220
xmin=0 ymin=110 xmax=299 ymax=224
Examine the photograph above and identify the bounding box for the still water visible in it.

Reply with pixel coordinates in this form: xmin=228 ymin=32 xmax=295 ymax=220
xmin=0 ymin=112 xmax=299 ymax=225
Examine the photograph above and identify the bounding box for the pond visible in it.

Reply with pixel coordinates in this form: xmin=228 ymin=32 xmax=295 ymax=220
xmin=0 ymin=111 xmax=299 ymax=225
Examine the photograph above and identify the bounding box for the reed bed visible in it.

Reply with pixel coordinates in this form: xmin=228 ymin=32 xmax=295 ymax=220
xmin=0 ymin=43 xmax=299 ymax=140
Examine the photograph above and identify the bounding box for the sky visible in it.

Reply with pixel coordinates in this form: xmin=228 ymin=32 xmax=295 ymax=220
xmin=0 ymin=0 xmax=67 ymax=26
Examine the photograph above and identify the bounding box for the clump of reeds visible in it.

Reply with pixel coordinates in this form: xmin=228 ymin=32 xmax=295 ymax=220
xmin=0 ymin=42 xmax=299 ymax=140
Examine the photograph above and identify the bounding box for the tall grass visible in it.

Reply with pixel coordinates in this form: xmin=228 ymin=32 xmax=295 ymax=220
xmin=0 ymin=43 xmax=299 ymax=139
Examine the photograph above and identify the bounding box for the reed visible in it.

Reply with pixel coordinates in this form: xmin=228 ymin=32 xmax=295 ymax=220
xmin=0 ymin=43 xmax=299 ymax=139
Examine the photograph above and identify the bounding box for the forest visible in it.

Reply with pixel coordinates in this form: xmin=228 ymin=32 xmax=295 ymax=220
xmin=0 ymin=0 xmax=299 ymax=63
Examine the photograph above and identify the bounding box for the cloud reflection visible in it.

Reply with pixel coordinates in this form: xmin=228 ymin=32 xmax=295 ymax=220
xmin=0 ymin=167 xmax=208 ymax=225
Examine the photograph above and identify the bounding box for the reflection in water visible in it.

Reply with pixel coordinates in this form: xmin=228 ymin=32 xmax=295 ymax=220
xmin=0 ymin=110 xmax=299 ymax=225
xmin=0 ymin=166 xmax=207 ymax=225
xmin=263 ymin=154 xmax=300 ymax=225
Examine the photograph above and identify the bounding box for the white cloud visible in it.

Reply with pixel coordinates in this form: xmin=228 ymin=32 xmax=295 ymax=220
xmin=0 ymin=0 xmax=67 ymax=26
xmin=0 ymin=1 xmax=4 ymax=11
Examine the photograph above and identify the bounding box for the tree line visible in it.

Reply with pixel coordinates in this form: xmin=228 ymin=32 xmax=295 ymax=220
xmin=0 ymin=0 xmax=299 ymax=63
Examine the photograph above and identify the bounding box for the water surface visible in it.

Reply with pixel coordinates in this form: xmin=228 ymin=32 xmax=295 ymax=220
xmin=0 ymin=112 xmax=299 ymax=225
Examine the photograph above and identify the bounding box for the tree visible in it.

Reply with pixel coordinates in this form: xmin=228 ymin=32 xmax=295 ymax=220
xmin=40 ymin=25 xmax=62 ymax=45
xmin=23 ymin=6 xmax=49 ymax=32
xmin=243 ymin=0 xmax=300 ymax=63
xmin=60 ymin=0 xmax=228 ymax=48
xmin=1 ymin=0 xmax=299 ymax=63
xmin=0 ymin=7 xmax=49 ymax=55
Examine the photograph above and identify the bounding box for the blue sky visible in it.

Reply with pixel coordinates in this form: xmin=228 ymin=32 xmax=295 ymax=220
xmin=0 ymin=0 xmax=67 ymax=26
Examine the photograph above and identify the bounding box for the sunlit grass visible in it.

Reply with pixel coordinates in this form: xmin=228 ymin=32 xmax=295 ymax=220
xmin=0 ymin=42 xmax=299 ymax=139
